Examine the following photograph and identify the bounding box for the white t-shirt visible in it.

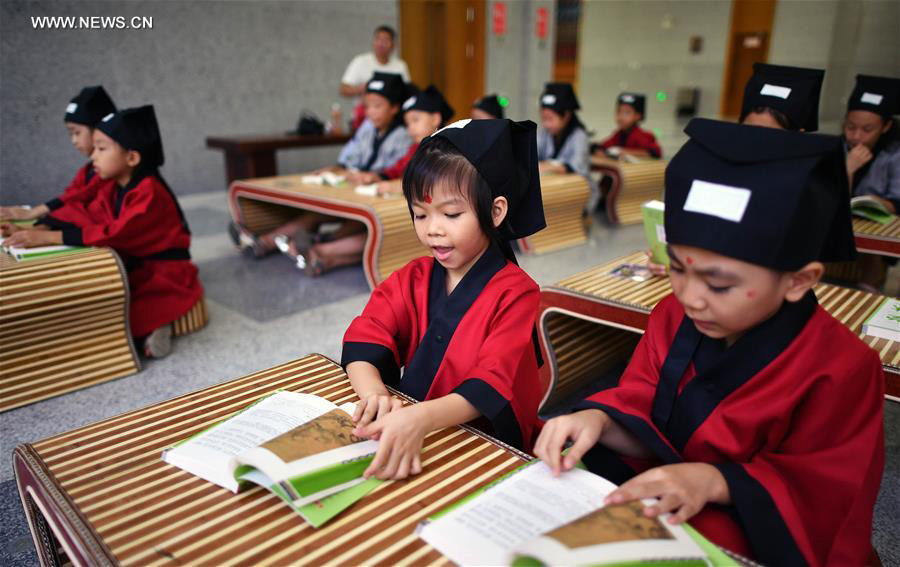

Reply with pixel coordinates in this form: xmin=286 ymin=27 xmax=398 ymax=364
xmin=341 ymin=52 xmax=411 ymax=86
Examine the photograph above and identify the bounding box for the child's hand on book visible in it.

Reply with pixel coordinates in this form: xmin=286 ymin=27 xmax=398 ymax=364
xmin=352 ymin=392 xmax=403 ymax=430
xmin=0 ymin=206 xmax=39 ymax=221
xmin=533 ymin=409 xmax=610 ymax=477
xmin=3 ymin=228 xmax=59 ymax=248
xmin=1 ymin=222 xmax=25 ymax=237
xmin=356 ymin=404 xmax=428 ymax=480
xmin=604 ymin=463 xmax=730 ymax=525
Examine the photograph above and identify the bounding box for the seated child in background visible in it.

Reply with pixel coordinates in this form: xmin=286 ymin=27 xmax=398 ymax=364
xmin=646 ymin=63 xmax=825 ymax=276
xmin=1 ymin=86 xmax=116 ymax=223
xmin=842 ymin=74 xmax=900 ymax=291
xmin=535 ymin=119 xmax=884 ymax=567
xmin=300 ymin=85 xmax=455 ymax=277
xmin=536 ymin=82 xmax=598 ymax=212
xmin=342 ymin=118 xmax=547 ymax=479
xmin=2 ymin=106 xmax=204 ymax=358
xmin=595 ymin=93 xmax=662 ymax=159
xmin=471 ymin=94 xmax=505 ymax=120
xmin=232 ymin=72 xmax=412 ymax=259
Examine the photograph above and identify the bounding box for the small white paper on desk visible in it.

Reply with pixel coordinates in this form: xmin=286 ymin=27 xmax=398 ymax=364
xmin=300 ymin=172 xmax=345 ymax=186
xmin=354 ymin=183 xmax=378 ymax=196
xmin=418 ymin=462 xmax=614 ymax=566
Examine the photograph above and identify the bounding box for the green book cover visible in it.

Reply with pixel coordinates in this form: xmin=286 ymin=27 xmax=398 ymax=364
xmin=641 ymin=200 xmax=669 ymax=267
xmin=851 ymin=196 xmax=896 ymax=225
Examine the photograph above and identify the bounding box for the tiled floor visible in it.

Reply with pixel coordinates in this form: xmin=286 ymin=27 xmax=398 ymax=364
xmin=1 ymin=190 xmax=898 ymax=566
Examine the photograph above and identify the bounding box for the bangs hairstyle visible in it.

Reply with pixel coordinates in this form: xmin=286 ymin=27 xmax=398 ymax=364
xmin=402 ymin=137 xmax=501 ymax=243
xmin=750 ymin=106 xmax=799 ymax=131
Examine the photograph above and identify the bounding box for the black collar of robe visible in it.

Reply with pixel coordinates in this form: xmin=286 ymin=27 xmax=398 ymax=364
xmin=651 ymin=290 xmax=818 ymax=453
xmin=396 ymin=242 xmax=509 ymax=402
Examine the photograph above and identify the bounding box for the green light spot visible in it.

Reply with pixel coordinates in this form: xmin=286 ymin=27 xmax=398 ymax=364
xmin=499 ymin=96 xmax=510 ymax=107
xmin=656 ymin=91 xmax=667 ymax=102
xmin=653 ymin=128 xmax=662 ymax=138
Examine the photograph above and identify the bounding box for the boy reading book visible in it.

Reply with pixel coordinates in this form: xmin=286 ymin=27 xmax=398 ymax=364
xmin=534 ymin=119 xmax=885 ymax=567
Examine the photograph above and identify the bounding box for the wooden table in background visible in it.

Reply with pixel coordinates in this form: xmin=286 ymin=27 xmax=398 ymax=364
xmin=853 ymin=216 xmax=900 ymax=258
xmin=206 ymin=133 xmax=352 ymax=184
xmin=590 ymin=155 xmax=667 ymax=226
xmin=229 ymin=173 xmax=591 ymax=289
xmin=537 ymin=252 xmax=899 ymax=409
xmin=14 ymin=354 xmax=529 ymax=566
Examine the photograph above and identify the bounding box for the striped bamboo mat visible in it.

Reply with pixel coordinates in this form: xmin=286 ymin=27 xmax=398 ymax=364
xmin=16 ymin=354 xmax=528 ymax=566
xmin=550 ymin=251 xmax=899 ymax=372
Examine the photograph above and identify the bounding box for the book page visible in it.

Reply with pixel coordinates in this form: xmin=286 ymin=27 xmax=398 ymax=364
xmin=419 ymin=463 xmax=614 ymax=566
xmin=163 ymin=391 xmax=341 ymax=490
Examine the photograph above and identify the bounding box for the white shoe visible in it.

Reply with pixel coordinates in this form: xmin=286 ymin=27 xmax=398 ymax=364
xmin=144 ymin=324 xmax=173 ymax=358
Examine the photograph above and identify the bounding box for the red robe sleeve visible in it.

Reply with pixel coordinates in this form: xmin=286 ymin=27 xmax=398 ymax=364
xmin=579 ymin=296 xmax=683 ymax=462
xmin=599 ymin=130 xmax=621 ymax=150
xmin=449 ymin=282 xmax=542 ymax=447
xmin=341 ymin=262 xmax=424 ymax=384
xmin=631 ymin=128 xmax=662 ymax=158
xmin=45 ymin=164 xmax=96 ymax=210
xmin=714 ymin=350 xmax=884 ymax=567
xmin=380 ymin=143 xmax=418 ymax=180
xmin=60 ymin=178 xmax=188 ymax=256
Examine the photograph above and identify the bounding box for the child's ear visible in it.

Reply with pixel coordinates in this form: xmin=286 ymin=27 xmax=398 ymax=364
xmin=491 ymin=196 xmax=509 ymax=228
xmin=125 ymin=150 xmax=142 ymax=168
xmin=784 ymin=261 xmax=824 ymax=302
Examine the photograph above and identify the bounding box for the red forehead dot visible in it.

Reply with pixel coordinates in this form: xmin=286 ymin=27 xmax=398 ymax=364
xmin=686 ymin=257 xmax=693 ymax=265
xmin=424 ymin=195 xmax=432 ymax=204
xmin=747 ymin=290 xmax=756 ymax=298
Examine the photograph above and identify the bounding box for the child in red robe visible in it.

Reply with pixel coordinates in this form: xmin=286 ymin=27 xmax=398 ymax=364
xmin=535 ymin=119 xmax=884 ymax=567
xmin=596 ymin=93 xmax=661 ymax=159
xmin=342 ymin=118 xmax=547 ymax=479
xmin=0 ymin=86 xmax=116 ymax=224
xmin=2 ymin=106 xmax=203 ymax=358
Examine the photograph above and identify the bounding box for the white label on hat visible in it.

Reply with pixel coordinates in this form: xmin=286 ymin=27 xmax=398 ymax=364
xmin=432 ymin=118 xmax=471 ymax=136
xmin=683 ymin=180 xmax=751 ymax=223
xmin=368 ymin=80 xmax=384 ymax=91
xmin=403 ymin=96 xmax=416 ymax=110
xmin=101 ymin=112 xmax=114 ymax=122
xmin=760 ymin=84 xmax=792 ymax=99
xmin=620 ymin=94 xmax=635 ymax=103
xmin=66 ymin=102 xmax=78 ymax=114
xmin=541 ymin=94 xmax=557 ymax=105
xmin=861 ymin=92 xmax=883 ymax=105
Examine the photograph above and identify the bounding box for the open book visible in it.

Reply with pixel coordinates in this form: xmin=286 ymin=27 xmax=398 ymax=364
xmin=162 ymin=391 xmax=379 ymax=526
xmin=641 ymin=200 xmax=668 ymax=267
xmin=301 ymin=171 xmax=346 ymax=186
xmin=862 ymin=297 xmax=900 ymax=342
xmin=851 ymin=195 xmax=896 ymax=224
xmin=418 ymin=461 xmax=719 ymax=567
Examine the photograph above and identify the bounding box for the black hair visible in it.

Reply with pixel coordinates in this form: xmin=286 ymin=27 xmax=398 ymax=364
xmin=402 ymin=137 xmax=501 ymax=245
xmin=375 ymin=25 xmax=396 ymax=41
xmin=748 ymin=106 xmax=800 ymax=131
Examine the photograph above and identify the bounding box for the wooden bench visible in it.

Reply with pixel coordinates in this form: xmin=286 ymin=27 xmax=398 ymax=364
xmin=229 ymin=173 xmax=591 ymax=289
xmin=0 ymin=249 xmax=209 ymax=412
xmin=0 ymin=248 xmax=140 ymax=412
xmin=14 ymin=353 xmax=531 ymax=566
xmin=537 ymin=252 xmax=900 ymax=408
xmin=591 ymin=155 xmax=667 ymax=225
xmin=206 ymin=133 xmax=351 ymax=184
xmin=852 ymin=216 xmax=900 ymax=258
